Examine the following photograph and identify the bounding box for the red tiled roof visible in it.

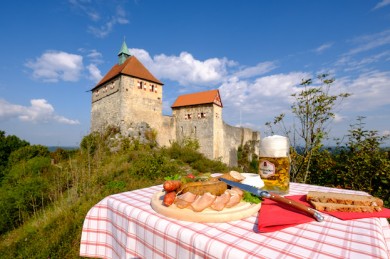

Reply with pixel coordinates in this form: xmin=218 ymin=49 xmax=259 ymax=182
xmin=91 ymin=56 xmax=163 ymax=90
xmin=171 ymin=89 xmax=223 ymax=108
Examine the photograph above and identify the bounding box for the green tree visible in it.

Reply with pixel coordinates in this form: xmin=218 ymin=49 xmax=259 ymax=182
xmin=333 ymin=117 xmax=390 ymax=206
xmin=266 ymin=74 xmax=350 ymax=183
xmin=0 ymin=131 xmax=29 ymax=178
xmin=7 ymin=145 xmax=50 ymax=167
xmin=0 ymin=156 xmax=51 ymax=234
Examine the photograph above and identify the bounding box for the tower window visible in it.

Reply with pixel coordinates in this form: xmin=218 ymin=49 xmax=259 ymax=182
xmin=138 ymin=81 xmax=143 ymax=89
xmin=198 ymin=112 xmax=206 ymax=118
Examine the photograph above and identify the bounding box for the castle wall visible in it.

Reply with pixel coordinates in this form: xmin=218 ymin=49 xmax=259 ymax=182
xmin=172 ymin=104 xmax=216 ymax=160
xmin=171 ymin=104 xmax=260 ymax=166
xmin=212 ymin=105 xmax=224 ymax=161
xmin=120 ymin=75 xmax=163 ymax=131
xmin=91 ymin=79 xmax=121 ymax=132
xmin=159 ymin=115 xmax=176 ymax=146
xmin=222 ymin=123 xmax=260 ymax=166
xmin=91 ymin=75 xmax=164 ymax=137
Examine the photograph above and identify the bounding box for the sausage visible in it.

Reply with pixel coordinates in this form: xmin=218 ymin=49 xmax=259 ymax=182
xmin=163 ymin=180 xmax=182 ymax=192
xmin=163 ymin=191 xmax=176 ymax=206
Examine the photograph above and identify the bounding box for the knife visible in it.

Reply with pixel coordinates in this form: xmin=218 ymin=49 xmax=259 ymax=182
xmin=220 ymin=178 xmax=324 ymax=222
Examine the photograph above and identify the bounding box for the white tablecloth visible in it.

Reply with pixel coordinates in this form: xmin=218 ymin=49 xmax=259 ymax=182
xmin=80 ymin=182 xmax=390 ymax=259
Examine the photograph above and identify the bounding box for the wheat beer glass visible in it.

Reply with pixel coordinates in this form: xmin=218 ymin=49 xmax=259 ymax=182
xmin=258 ymin=135 xmax=290 ymax=195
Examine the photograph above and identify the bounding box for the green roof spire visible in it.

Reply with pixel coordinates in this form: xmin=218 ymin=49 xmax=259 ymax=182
xmin=118 ymin=38 xmax=130 ymax=65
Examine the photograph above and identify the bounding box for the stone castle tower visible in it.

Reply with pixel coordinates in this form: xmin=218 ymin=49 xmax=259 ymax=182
xmin=90 ymin=41 xmax=260 ymax=166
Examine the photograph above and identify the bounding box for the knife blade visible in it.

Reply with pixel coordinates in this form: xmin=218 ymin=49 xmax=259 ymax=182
xmin=219 ymin=178 xmax=324 ymax=222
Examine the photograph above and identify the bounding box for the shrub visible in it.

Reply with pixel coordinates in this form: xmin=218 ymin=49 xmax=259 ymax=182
xmin=7 ymin=145 xmax=49 ymax=167
xmin=0 ymin=131 xmax=30 ymax=171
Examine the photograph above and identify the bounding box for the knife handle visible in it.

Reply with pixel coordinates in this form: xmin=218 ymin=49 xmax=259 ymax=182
xmin=266 ymin=192 xmax=324 ymax=222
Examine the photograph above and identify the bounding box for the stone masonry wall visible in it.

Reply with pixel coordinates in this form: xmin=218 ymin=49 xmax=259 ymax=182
xmin=91 ymin=78 xmax=121 ymax=132
xmin=159 ymin=115 xmax=176 ymax=147
xmin=222 ymin=123 xmax=260 ymax=166
xmin=120 ymin=75 xmax=163 ymax=131
xmin=172 ymin=104 xmax=216 ymax=160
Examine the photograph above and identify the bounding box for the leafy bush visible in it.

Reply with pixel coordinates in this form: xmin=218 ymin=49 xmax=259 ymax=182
xmin=80 ymin=131 xmax=103 ymax=155
xmin=51 ymin=147 xmax=77 ymax=162
xmin=130 ymin=150 xmax=183 ymax=180
xmin=0 ymin=131 xmax=30 ymax=177
xmin=0 ymin=156 xmax=52 ymax=234
xmin=7 ymin=145 xmax=50 ymax=167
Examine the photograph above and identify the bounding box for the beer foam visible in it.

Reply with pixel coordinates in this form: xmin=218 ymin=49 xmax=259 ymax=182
xmin=259 ymin=135 xmax=289 ymax=157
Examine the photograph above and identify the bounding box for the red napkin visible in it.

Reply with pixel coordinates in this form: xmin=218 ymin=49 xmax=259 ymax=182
xmin=258 ymin=195 xmax=390 ymax=233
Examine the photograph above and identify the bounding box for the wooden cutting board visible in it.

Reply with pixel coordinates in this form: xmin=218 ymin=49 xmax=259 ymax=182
xmin=150 ymin=191 xmax=261 ymax=223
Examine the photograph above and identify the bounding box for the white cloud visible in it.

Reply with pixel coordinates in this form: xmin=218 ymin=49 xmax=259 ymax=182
xmin=333 ymin=113 xmax=345 ymax=123
xmin=336 ymin=71 xmax=390 ymax=112
xmin=342 ymin=51 xmax=390 ymax=72
xmin=87 ymin=64 xmax=103 ymax=82
xmin=87 ymin=49 xmax=103 ymax=64
xmin=87 ymin=6 xmax=129 ymax=38
xmin=69 ymin=0 xmax=101 ymax=21
xmin=0 ymin=99 xmax=79 ymax=125
xmin=69 ymin=1 xmax=129 ymax=38
xmin=232 ymin=61 xmax=278 ymax=79
xmin=25 ymin=51 xmax=83 ymax=82
xmin=346 ymin=29 xmax=390 ymax=56
xmin=373 ymin=0 xmax=390 ymax=10
xmin=131 ymin=48 xmax=235 ymax=86
xmin=314 ymin=43 xmax=334 ymax=54
xmin=220 ymin=72 xmax=310 ymax=114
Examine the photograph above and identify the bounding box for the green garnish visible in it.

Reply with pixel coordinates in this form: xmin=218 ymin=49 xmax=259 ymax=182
xmin=164 ymin=174 xmax=181 ymax=181
xmin=243 ymin=191 xmax=262 ymax=204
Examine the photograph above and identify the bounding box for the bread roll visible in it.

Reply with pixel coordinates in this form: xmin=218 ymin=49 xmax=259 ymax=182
xmin=219 ymin=171 xmax=246 ymax=182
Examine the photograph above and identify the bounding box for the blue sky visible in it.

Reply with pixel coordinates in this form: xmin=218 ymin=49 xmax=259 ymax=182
xmin=0 ymin=0 xmax=389 ymax=147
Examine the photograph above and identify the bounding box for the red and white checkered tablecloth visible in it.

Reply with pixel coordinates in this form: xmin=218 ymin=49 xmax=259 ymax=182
xmin=80 ymin=182 xmax=390 ymax=259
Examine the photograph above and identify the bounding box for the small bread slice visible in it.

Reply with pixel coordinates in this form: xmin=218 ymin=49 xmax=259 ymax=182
xmin=310 ymin=201 xmax=382 ymax=213
xmin=307 ymin=191 xmax=383 ymax=207
xmin=219 ymin=171 xmax=246 ymax=182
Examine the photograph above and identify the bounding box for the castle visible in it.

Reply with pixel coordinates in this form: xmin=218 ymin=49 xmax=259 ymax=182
xmin=90 ymin=41 xmax=260 ymax=166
